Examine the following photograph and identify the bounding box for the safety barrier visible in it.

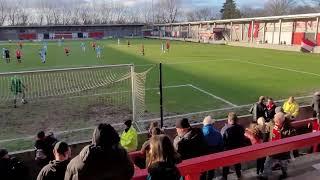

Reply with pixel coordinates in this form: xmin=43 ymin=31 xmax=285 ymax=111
xmin=132 ymin=118 xmax=319 ymax=180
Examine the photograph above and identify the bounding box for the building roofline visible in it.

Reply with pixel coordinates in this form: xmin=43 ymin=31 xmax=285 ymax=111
xmin=154 ymin=13 xmax=320 ymax=26
xmin=0 ymin=24 xmax=145 ymax=29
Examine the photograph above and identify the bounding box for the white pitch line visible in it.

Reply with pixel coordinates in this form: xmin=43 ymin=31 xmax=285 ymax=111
xmin=0 ymin=84 xmax=190 ymax=143
xmin=228 ymin=59 xmax=320 ymax=78
xmin=188 ymin=84 xmax=238 ymax=107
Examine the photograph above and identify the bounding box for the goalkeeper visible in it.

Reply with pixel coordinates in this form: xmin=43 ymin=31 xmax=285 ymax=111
xmin=11 ymin=76 xmax=27 ymax=108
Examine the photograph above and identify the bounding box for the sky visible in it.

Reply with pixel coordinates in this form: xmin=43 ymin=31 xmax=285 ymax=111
xmin=114 ymin=0 xmax=268 ymax=8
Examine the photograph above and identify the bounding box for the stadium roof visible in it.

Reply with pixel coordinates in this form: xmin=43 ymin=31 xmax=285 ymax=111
xmin=0 ymin=24 xmax=145 ymax=29
xmin=155 ymin=13 xmax=320 ymax=26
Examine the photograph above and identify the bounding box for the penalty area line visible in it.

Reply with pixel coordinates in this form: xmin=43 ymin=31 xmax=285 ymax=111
xmin=188 ymin=84 xmax=238 ymax=107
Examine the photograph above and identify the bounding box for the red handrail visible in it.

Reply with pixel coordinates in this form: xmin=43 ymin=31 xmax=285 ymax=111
xmin=132 ymin=119 xmax=319 ymax=180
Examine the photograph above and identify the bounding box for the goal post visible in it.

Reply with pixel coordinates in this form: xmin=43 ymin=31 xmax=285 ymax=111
xmin=0 ymin=64 xmax=149 ymax=142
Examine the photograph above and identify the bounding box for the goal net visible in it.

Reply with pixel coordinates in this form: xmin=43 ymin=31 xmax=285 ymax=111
xmin=0 ymin=64 xmax=149 ymax=146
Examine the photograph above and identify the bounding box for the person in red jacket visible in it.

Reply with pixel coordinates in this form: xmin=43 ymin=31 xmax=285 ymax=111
xmin=245 ymin=117 xmax=268 ymax=175
xmin=261 ymin=113 xmax=296 ymax=180
xmin=266 ymin=98 xmax=277 ymax=121
xmin=16 ymin=49 xmax=22 ymax=63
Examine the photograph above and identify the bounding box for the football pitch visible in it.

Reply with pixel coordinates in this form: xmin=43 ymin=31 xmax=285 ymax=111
xmin=1 ymin=38 xmax=320 ymax=151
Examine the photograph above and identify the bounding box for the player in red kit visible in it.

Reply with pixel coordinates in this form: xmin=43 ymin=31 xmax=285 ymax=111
xmin=16 ymin=49 xmax=22 ymax=63
xmin=166 ymin=40 xmax=170 ymax=53
xmin=64 ymin=47 xmax=70 ymax=56
xmin=92 ymin=42 xmax=96 ymax=51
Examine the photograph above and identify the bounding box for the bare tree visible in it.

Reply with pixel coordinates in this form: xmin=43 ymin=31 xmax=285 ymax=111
xmin=241 ymin=5 xmax=267 ymax=18
xmin=7 ymin=2 xmax=19 ymax=26
xmin=0 ymin=0 xmax=7 ymax=25
xmin=186 ymin=7 xmax=215 ymax=21
xmin=16 ymin=8 xmax=29 ymax=25
xmin=290 ymin=4 xmax=318 ymax=14
xmin=79 ymin=6 xmax=91 ymax=24
xmin=265 ymin=0 xmax=296 ymax=16
xmin=154 ymin=0 xmax=180 ymax=23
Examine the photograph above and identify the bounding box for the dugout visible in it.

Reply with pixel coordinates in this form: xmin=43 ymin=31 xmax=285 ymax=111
xmin=0 ymin=24 xmax=144 ymax=41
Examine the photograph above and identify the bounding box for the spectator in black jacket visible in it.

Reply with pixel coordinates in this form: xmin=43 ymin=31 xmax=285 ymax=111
xmin=0 ymin=149 xmax=30 ymax=180
xmin=173 ymin=118 xmax=208 ymax=160
xmin=251 ymin=96 xmax=267 ymax=122
xmin=221 ymin=112 xmax=246 ymax=180
xmin=37 ymin=141 xmax=71 ymax=180
xmin=35 ymin=131 xmax=58 ymax=168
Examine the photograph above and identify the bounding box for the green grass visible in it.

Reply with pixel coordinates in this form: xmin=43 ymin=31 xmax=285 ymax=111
xmin=1 ymin=38 xmax=320 ymax=151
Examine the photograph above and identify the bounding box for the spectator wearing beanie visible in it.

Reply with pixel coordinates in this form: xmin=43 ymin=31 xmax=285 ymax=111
xmin=37 ymin=141 xmax=71 ymax=180
xmin=282 ymin=96 xmax=299 ymax=120
xmin=221 ymin=112 xmax=246 ymax=179
xmin=65 ymin=124 xmax=134 ymax=180
xmin=173 ymin=118 xmax=208 ymax=160
xmin=120 ymin=120 xmax=138 ymax=152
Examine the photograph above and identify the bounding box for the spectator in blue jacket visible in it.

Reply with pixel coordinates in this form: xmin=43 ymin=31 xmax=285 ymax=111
xmin=202 ymin=116 xmax=224 ymax=153
xmin=202 ymin=116 xmax=224 ymax=180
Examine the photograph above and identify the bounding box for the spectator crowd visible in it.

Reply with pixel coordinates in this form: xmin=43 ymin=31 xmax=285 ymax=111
xmin=1 ymin=93 xmax=320 ymax=180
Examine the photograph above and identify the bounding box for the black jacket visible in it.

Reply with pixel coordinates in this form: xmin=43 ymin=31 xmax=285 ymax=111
xmin=221 ymin=124 xmax=246 ymax=150
xmin=37 ymin=160 xmax=69 ymax=180
xmin=251 ymin=102 xmax=267 ymax=122
xmin=0 ymin=157 xmax=29 ymax=180
xmin=64 ymin=144 xmax=134 ymax=180
xmin=147 ymin=161 xmax=181 ymax=180
xmin=173 ymin=128 xmax=208 ymax=160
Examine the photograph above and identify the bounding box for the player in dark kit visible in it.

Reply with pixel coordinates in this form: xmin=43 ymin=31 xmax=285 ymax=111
xmin=127 ymin=40 xmax=130 ymax=47
xmin=5 ymin=48 xmax=10 ymax=63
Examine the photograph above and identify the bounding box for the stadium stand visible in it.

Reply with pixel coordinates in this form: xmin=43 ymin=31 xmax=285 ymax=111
xmin=133 ymin=130 xmax=320 ymax=180
xmin=1 ymin=106 xmax=318 ymax=180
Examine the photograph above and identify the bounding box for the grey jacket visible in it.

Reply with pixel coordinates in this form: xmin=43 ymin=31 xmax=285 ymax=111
xmin=64 ymin=144 xmax=134 ymax=180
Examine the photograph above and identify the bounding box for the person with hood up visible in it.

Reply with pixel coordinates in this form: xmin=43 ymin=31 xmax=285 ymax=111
xmin=64 ymin=123 xmax=134 ymax=180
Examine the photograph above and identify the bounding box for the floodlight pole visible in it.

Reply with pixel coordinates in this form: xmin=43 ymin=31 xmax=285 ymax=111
xmin=159 ymin=63 xmax=164 ymax=128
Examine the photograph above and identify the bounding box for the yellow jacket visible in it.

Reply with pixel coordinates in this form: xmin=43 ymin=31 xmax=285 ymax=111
xmin=282 ymin=101 xmax=299 ymax=118
xmin=120 ymin=127 xmax=138 ymax=152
